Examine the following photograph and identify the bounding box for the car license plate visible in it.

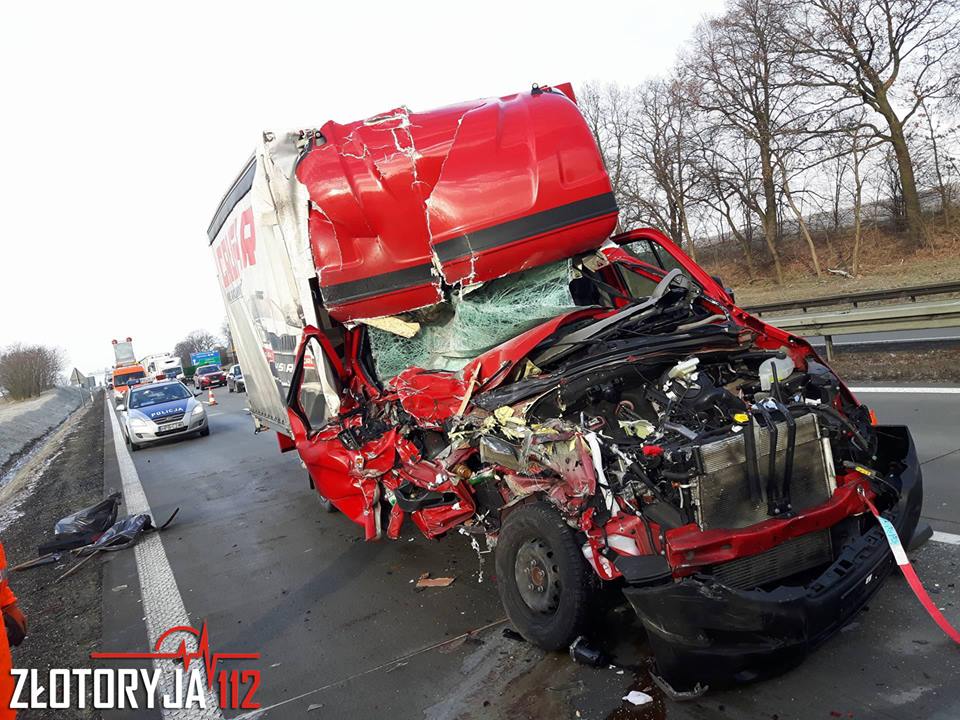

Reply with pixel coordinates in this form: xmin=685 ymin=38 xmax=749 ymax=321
xmin=161 ymin=421 xmax=185 ymax=431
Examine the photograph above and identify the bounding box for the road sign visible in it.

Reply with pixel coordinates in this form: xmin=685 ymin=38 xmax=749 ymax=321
xmin=190 ymin=350 xmax=221 ymax=367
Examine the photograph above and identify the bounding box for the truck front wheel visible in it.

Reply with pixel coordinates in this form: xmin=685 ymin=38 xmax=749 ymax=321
xmin=494 ymin=502 xmax=593 ymax=651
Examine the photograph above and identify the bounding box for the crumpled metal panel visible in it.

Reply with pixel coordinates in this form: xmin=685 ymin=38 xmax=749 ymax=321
xmin=295 ymin=84 xmax=617 ymax=321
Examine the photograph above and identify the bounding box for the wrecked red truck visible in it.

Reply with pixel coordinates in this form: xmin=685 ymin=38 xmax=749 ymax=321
xmin=207 ymin=84 xmax=923 ymax=692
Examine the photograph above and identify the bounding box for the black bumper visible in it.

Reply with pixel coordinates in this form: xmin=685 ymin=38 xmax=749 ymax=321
xmin=622 ymin=425 xmax=923 ymax=691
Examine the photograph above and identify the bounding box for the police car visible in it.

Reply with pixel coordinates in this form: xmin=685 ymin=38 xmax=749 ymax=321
xmin=119 ymin=379 xmax=209 ymax=451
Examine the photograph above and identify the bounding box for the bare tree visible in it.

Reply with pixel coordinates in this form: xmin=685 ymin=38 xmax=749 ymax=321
xmin=173 ymin=329 xmax=222 ymax=369
xmin=881 ymin=144 xmax=907 ymax=225
xmin=580 ymin=82 xmax=636 ymax=230
xmin=220 ymin=317 xmax=234 ymax=352
xmin=849 ymin=122 xmax=870 ymax=275
xmin=0 ymin=343 xmax=65 ymax=400
xmin=629 ymin=75 xmax=705 ymax=259
xmin=775 ymin=154 xmax=824 ymax=277
xmin=789 ymin=0 xmax=960 ymax=247
xmin=919 ymin=97 xmax=954 ymax=227
xmin=699 ymin=144 xmax=758 ymax=278
xmin=687 ymin=0 xmax=808 ymax=283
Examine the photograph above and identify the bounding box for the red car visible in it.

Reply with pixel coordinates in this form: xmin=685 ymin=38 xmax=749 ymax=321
xmin=210 ymin=84 xmax=922 ymax=694
xmin=193 ymin=364 xmax=226 ymax=390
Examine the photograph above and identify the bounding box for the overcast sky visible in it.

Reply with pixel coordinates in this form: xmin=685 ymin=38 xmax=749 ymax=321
xmin=1 ymin=0 xmax=725 ymax=376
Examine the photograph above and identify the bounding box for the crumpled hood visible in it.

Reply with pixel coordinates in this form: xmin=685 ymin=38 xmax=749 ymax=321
xmin=130 ymin=397 xmax=196 ymax=423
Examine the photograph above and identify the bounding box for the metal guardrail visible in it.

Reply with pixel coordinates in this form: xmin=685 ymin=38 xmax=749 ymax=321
xmin=765 ymin=299 xmax=960 ymax=359
xmin=745 ymin=280 xmax=960 ymax=315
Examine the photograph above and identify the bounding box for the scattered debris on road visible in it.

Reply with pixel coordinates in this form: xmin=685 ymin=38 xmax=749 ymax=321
xmin=10 ymin=553 xmax=62 ymax=572
xmin=40 ymin=491 xmax=121 ymax=554
xmin=568 ymin=635 xmax=606 ymax=667
xmin=415 ymin=572 xmax=455 ymax=588
xmin=55 ymin=508 xmax=179 ymax=583
xmin=622 ymin=689 xmax=653 ymax=706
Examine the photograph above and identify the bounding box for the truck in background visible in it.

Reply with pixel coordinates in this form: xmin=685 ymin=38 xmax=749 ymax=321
xmin=110 ymin=338 xmax=146 ymax=402
xmin=140 ymin=353 xmax=185 ymax=382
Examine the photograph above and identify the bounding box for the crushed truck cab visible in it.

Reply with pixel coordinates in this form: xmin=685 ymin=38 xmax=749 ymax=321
xmin=208 ymin=84 xmax=923 ymax=692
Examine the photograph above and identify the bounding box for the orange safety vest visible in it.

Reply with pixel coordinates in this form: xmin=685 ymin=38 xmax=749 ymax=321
xmin=0 ymin=543 xmax=16 ymax=719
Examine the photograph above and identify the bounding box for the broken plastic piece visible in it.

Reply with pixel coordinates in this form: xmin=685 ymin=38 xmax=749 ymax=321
xmin=622 ymin=690 xmax=653 ymax=706
xmin=415 ymin=573 xmax=456 ymax=588
xmin=360 ymin=316 xmax=421 ymax=338
xmin=568 ymin=635 xmax=606 ymax=666
xmin=649 ymin=670 xmax=709 ymax=701
xmin=620 ymin=419 xmax=655 ymax=438
xmin=667 ymin=357 xmax=700 ymax=380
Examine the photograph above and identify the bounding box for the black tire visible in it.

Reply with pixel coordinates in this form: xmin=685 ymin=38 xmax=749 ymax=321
xmin=200 ymin=426 xmax=210 ymax=437
xmin=128 ymin=436 xmax=141 ymax=452
xmin=495 ymin=502 xmax=593 ymax=651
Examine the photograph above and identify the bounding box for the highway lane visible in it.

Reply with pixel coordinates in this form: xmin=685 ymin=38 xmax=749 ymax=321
xmin=852 ymin=388 xmax=960 ymax=535
xmin=106 ymin=391 xmax=509 ymax=718
xmin=103 ymin=388 xmax=960 ymax=719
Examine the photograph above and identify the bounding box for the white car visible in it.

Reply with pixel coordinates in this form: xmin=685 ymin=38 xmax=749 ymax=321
xmin=120 ymin=380 xmax=209 ymax=451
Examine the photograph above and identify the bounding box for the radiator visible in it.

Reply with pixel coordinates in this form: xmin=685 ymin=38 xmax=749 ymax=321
xmin=693 ymin=413 xmax=836 ymax=531
xmin=712 ymin=530 xmax=833 ymax=590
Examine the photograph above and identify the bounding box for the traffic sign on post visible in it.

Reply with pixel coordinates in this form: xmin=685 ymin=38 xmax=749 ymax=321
xmin=190 ymin=350 xmax=221 ymax=367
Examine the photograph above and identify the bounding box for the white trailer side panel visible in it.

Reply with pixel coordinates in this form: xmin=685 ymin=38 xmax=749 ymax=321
xmin=208 ymin=132 xmax=328 ymax=435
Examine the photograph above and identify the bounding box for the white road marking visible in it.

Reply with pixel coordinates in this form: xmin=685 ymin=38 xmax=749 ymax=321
xmin=932 ymin=531 xmax=960 ymax=546
xmin=106 ymin=398 xmax=224 ymax=719
xmin=848 ymin=387 xmax=960 ymax=394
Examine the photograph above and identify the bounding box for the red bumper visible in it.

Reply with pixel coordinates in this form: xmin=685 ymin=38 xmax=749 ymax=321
xmin=664 ymin=480 xmax=874 ymax=575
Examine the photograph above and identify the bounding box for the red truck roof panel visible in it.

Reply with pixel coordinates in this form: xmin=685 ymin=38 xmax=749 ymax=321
xmin=295 ymin=84 xmax=617 ymax=321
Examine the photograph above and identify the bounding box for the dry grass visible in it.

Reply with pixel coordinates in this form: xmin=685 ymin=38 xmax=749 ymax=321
xmin=699 ymin=215 xmax=960 ymax=307
xmin=829 ymin=346 xmax=960 ymax=384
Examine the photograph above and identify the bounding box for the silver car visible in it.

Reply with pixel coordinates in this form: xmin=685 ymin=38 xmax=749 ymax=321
xmin=226 ymin=364 xmax=245 ymax=393
xmin=120 ymin=380 xmax=209 ymax=451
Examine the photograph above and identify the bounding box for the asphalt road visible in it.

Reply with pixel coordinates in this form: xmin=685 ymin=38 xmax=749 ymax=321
xmin=851 ymin=388 xmax=960 ymax=535
xmin=98 ymin=389 xmax=960 ymax=720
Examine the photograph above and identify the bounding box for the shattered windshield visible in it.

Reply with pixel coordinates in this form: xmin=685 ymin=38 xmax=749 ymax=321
xmin=367 ymin=260 xmax=581 ymax=382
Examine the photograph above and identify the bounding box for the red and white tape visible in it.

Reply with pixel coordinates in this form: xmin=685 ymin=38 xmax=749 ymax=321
xmin=860 ymin=488 xmax=960 ymax=644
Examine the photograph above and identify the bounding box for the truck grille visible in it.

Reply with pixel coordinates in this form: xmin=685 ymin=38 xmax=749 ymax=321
xmin=712 ymin=530 xmax=833 ymax=590
xmin=693 ymin=413 xmax=835 ymax=531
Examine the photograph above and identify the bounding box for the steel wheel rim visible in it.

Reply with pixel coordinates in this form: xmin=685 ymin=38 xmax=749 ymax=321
xmin=515 ymin=538 xmax=561 ymax=614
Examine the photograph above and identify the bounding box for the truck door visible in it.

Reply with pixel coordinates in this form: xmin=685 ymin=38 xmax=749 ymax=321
xmin=286 ymin=328 xmax=383 ymax=537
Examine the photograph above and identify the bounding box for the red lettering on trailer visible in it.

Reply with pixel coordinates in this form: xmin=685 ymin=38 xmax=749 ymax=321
xmin=240 ymin=207 xmax=256 ymax=267
xmin=216 ymin=205 xmax=257 ymax=290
